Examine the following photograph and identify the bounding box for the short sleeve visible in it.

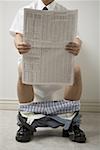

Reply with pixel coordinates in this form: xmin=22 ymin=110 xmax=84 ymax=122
xmin=9 ymin=8 xmax=24 ymax=37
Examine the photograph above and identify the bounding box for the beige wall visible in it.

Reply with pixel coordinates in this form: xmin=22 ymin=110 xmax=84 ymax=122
xmin=56 ymin=0 xmax=100 ymax=104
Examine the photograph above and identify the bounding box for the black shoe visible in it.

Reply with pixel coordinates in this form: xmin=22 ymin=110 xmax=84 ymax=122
xmin=16 ymin=126 xmax=33 ymax=142
xmin=62 ymin=125 xmax=86 ymax=143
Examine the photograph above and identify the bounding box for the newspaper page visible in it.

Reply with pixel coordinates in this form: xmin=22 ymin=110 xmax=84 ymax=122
xmin=22 ymin=8 xmax=78 ymax=85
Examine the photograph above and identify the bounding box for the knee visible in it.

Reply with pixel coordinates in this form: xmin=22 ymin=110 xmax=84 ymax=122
xmin=74 ymin=65 xmax=82 ymax=84
xmin=18 ymin=63 xmax=23 ymax=82
xmin=74 ymin=65 xmax=81 ymax=75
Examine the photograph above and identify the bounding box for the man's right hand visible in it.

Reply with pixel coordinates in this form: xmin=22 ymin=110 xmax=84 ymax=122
xmin=16 ymin=42 xmax=31 ymax=54
xmin=15 ymin=33 xmax=31 ymax=54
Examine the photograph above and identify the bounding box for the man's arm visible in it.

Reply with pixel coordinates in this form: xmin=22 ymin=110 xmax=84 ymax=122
xmin=14 ymin=33 xmax=31 ymax=54
xmin=65 ymin=37 xmax=82 ymax=56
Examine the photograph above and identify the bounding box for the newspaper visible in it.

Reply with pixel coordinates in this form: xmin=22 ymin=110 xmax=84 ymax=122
xmin=22 ymin=8 xmax=78 ymax=85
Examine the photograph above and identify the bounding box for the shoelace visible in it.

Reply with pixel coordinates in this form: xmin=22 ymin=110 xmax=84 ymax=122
xmin=72 ymin=125 xmax=83 ymax=135
xmin=18 ymin=126 xmax=29 ymax=132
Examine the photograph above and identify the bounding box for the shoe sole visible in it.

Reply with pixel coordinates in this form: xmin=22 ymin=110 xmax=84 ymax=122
xmin=62 ymin=130 xmax=86 ymax=143
xmin=16 ymin=134 xmax=33 ymax=143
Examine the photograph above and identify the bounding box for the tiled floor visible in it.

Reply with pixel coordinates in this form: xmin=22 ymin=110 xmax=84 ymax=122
xmin=0 ymin=110 xmax=100 ymax=150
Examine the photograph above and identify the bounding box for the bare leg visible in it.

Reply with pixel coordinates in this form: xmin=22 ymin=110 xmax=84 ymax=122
xmin=64 ymin=65 xmax=82 ymax=101
xmin=17 ymin=63 xmax=34 ymax=103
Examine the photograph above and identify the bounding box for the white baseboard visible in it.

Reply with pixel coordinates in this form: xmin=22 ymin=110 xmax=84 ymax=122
xmin=0 ymin=100 xmax=18 ymax=110
xmin=80 ymin=101 xmax=100 ymax=112
xmin=0 ymin=100 xmax=100 ymax=112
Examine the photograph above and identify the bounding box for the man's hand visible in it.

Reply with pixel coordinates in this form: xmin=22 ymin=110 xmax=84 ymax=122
xmin=14 ymin=33 xmax=31 ymax=54
xmin=65 ymin=38 xmax=82 ymax=56
xmin=16 ymin=42 xmax=31 ymax=54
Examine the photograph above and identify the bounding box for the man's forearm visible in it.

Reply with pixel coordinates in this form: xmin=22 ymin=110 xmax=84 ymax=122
xmin=14 ymin=33 xmax=23 ymax=48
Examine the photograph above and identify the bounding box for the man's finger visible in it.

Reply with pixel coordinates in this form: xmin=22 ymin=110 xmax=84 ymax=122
xmin=66 ymin=42 xmax=78 ymax=47
xmin=18 ymin=42 xmax=31 ymax=47
xmin=68 ymin=50 xmax=78 ymax=55
xmin=17 ymin=45 xmax=31 ymax=49
xmin=65 ymin=47 xmax=73 ymax=50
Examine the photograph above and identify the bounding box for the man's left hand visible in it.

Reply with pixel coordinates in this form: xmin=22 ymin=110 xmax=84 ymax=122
xmin=65 ymin=42 xmax=81 ymax=56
